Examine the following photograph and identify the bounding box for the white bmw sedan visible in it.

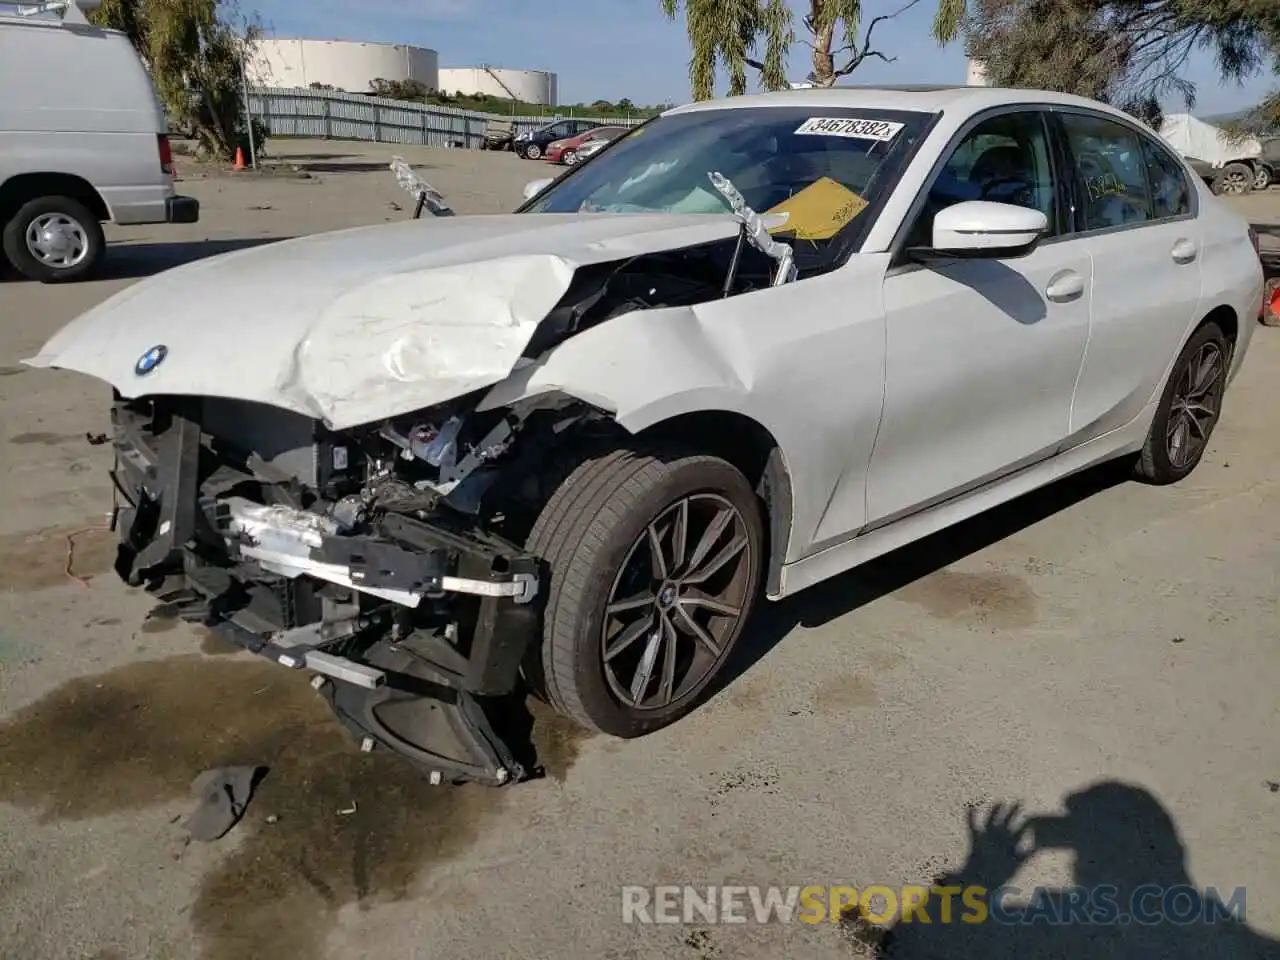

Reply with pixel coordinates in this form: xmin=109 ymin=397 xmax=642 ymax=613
xmin=28 ymin=86 xmax=1265 ymax=786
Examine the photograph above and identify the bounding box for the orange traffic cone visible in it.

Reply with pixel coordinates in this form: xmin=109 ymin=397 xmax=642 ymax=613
xmin=234 ymin=146 xmax=246 ymax=171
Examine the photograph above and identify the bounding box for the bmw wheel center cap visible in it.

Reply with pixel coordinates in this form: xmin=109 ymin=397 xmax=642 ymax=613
xmin=135 ymin=344 xmax=167 ymax=376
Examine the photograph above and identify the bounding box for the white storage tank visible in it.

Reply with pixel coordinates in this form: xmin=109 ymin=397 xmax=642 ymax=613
xmin=250 ymin=38 xmax=439 ymax=94
xmin=437 ymin=66 xmax=558 ymax=106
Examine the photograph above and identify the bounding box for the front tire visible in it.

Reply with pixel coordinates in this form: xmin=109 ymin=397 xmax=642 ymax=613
xmin=2 ymin=195 xmax=104 ymax=283
xmin=1134 ymin=322 xmax=1229 ymax=484
xmin=524 ymin=143 xmax=542 ymax=160
xmin=1254 ymin=164 xmax=1272 ymax=191
xmin=563 ymin=149 xmax=578 ymax=166
xmin=525 ymin=448 xmax=764 ymax=738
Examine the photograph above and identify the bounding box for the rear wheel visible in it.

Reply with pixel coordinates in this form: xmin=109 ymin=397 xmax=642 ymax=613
xmin=2 ymin=195 xmax=104 ymax=283
xmin=525 ymin=447 xmax=764 ymax=737
xmin=1254 ymin=164 xmax=1272 ymax=191
xmin=1134 ymin=322 xmax=1229 ymax=484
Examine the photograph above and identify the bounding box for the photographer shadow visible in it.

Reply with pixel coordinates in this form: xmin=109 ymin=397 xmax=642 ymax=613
xmin=874 ymin=781 xmax=1280 ymax=960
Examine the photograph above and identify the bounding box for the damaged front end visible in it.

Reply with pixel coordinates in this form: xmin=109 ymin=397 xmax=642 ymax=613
xmin=48 ymin=168 xmax=801 ymax=787
xmin=111 ymin=390 xmax=601 ymax=786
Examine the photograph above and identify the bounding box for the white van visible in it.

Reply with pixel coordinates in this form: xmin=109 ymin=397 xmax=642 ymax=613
xmin=0 ymin=0 xmax=199 ymax=282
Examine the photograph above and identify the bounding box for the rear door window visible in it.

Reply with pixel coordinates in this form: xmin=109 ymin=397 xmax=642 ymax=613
xmin=1060 ymin=113 xmax=1154 ymax=231
xmin=1140 ymin=137 xmax=1193 ymax=220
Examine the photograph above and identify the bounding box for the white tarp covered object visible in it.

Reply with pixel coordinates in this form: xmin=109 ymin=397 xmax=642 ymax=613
xmin=1158 ymin=113 xmax=1262 ymax=167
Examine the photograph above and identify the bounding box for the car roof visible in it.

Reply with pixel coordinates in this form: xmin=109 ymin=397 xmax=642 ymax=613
xmin=664 ymin=85 xmax=1136 ymax=122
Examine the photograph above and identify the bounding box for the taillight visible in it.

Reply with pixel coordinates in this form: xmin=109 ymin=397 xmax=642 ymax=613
xmin=157 ymin=134 xmax=174 ymax=176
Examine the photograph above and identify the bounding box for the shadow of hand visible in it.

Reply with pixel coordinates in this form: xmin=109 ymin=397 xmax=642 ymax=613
xmin=950 ymin=801 xmax=1033 ymax=890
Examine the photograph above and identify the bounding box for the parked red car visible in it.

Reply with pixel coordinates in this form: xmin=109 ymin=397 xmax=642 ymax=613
xmin=544 ymin=125 xmax=627 ymax=166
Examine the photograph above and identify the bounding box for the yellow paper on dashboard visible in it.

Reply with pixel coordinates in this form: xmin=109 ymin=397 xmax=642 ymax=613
xmin=766 ymin=177 xmax=868 ymax=240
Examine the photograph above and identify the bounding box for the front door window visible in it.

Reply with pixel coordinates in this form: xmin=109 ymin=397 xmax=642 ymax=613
xmin=904 ymin=111 xmax=1059 ymax=250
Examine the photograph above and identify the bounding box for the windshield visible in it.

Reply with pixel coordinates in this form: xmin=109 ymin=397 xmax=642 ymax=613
xmin=524 ymin=106 xmax=934 ymax=242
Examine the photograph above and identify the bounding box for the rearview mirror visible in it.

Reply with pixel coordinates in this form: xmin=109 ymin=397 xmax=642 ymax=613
xmin=522 ymin=178 xmax=553 ymax=201
xmin=917 ymin=200 xmax=1048 ymax=260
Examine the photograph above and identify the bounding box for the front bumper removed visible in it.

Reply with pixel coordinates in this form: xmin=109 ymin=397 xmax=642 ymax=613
xmin=110 ymin=404 xmax=544 ymax=786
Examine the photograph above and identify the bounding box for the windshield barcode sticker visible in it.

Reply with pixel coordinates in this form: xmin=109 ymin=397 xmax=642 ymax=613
xmin=794 ymin=117 xmax=904 ymax=141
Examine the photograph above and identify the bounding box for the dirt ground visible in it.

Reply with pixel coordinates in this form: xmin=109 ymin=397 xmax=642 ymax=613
xmin=1 ymin=141 xmax=1279 ymax=960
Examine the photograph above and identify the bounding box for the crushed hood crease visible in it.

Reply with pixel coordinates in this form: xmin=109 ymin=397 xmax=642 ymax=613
xmin=24 ymin=212 xmax=749 ymax=429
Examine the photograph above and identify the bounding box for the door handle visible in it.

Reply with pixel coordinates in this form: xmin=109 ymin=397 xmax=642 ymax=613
xmin=1171 ymin=238 xmax=1198 ymax=264
xmin=1045 ymin=270 xmax=1085 ymax=303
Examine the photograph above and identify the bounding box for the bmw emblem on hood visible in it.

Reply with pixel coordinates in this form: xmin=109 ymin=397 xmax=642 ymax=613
xmin=135 ymin=344 xmax=168 ymax=376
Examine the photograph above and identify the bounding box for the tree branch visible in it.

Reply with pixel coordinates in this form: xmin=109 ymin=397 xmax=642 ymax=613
xmin=832 ymin=0 xmax=923 ymax=78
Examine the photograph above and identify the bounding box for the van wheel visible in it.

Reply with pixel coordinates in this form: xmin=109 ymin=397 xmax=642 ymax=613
xmin=2 ymin=196 xmax=105 ymax=283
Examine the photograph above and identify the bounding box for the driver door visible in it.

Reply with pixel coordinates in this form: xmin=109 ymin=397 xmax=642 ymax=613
xmin=865 ymin=109 xmax=1093 ymax=526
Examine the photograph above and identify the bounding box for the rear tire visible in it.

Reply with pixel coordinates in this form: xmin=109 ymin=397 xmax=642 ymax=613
xmin=1134 ymin=322 xmax=1229 ymax=484
xmin=1254 ymin=164 xmax=1272 ymax=191
xmin=2 ymin=195 xmax=104 ymax=283
xmin=525 ymin=447 xmax=764 ymax=738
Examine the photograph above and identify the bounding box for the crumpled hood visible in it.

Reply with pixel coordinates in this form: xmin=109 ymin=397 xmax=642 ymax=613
xmin=25 ymin=212 xmax=748 ymax=429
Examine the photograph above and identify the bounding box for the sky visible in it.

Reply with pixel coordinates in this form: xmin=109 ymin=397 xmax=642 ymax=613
xmin=252 ymin=0 xmax=1274 ymax=116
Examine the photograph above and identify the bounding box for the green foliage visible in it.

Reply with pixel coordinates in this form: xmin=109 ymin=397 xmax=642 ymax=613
xmin=965 ymin=0 xmax=1279 ymax=120
xmin=90 ymin=0 xmax=265 ymax=161
xmin=661 ymin=0 xmax=964 ymax=98
xmin=369 ymin=77 xmax=429 ymax=100
xmin=660 ymin=0 xmax=795 ymax=99
xmin=364 ymin=78 xmax=658 ymax=118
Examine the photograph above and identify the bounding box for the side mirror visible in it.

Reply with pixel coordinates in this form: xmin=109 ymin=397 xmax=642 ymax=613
xmin=916 ymin=200 xmax=1048 ymax=260
xmin=522 ymin=178 xmax=553 ymax=201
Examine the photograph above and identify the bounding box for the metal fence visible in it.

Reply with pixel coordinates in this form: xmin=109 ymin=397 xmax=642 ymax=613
xmin=248 ymin=87 xmax=645 ymax=150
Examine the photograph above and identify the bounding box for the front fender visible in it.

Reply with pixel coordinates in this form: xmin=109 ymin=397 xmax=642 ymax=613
xmin=478 ymin=260 xmax=890 ymax=568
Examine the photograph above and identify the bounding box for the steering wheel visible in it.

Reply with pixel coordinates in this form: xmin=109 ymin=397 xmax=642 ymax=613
xmin=978 ymin=176 xmax=1034 ymax=207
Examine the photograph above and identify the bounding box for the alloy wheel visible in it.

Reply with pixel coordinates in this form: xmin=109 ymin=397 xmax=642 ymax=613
xmin=600 ymin=493 xmax=753 ymax=710
xmin=1166 ymin=341 xmax=1225 ymax=470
